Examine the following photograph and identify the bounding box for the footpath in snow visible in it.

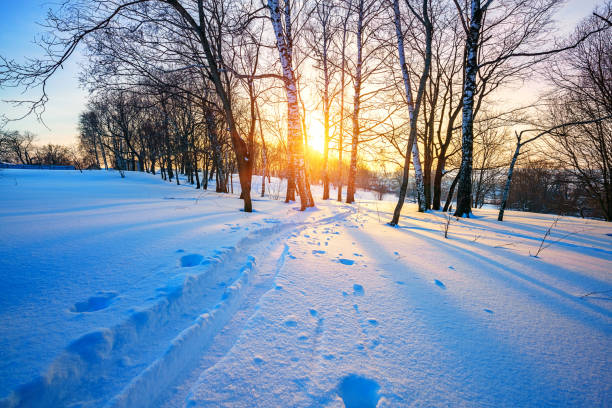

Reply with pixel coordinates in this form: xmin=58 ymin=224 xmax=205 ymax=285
xmin=0 ymin=169 xmax=610 ymax=407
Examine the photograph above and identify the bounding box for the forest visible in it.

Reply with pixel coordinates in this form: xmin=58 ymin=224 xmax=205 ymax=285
xmin=1 ymin=0 xmax=611 ymax=223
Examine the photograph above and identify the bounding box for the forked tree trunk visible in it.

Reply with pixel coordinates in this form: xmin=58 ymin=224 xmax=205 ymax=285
xmin=390 ymin=0 xmax=432 ymax=225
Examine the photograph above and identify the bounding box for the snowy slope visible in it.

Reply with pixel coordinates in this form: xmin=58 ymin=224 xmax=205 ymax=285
xmin=0 ymin=169 xmax=610 ymax=407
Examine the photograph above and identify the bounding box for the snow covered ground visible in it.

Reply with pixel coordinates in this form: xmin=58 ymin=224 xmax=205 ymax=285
xmin=0 ymin=169 xmax=610 ymax=407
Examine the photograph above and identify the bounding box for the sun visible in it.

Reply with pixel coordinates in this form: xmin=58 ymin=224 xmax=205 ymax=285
xmin=305 ymin=117 xmax=326 ymax=154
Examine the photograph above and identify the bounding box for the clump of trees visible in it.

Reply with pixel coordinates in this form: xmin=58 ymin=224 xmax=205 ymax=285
xmin=0 ymin=130 xmax=77 ymax=166
xmin=545 ymin=6 xmax=612 ymax=221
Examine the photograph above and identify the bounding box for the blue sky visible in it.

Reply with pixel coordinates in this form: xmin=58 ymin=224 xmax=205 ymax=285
xmin=0 ymin=1 xmax=87 ymax=145
xmin=0 ymin=0 xmax=605 ymax=145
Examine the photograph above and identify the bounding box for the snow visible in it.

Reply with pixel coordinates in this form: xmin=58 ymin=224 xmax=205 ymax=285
xmin=0 ymin=169 xmax=610 ymax=407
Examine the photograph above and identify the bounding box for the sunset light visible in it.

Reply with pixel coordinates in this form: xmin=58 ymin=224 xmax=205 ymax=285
xmin=0 ymin=0 xmax=610 ymax=406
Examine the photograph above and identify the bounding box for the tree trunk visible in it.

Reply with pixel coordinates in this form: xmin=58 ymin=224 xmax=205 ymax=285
xmin=268 ymin=0 xmax=313 ymax=210
xmin=498 ymin=140 xmax=521 ymax=221
xmin=322 ymin=19 xmax=331 ymax=200
xmin=443 ymin=171 xmax=461 ymax=212
xmin=346 ymin=0 xmax=364 ymax=205
xmin=98 ymin=133 xmax=108 ymax=170
xmin=454 ymin=0 xmax=485 ymax=218
xmin=257 ymin=104 xmax=268 ymax=198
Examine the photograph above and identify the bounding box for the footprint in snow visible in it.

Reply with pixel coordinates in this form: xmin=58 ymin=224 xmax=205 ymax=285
xmin=284 ymin=317 xmax=298 ymax=327
xmin=71 ymin=292 xmax=117 ymax=313
xmin=309 ymin=309 xmax=318 ymax=317
xmin=484 ymin=309 xmax=494 ymax=314
xmin=434 ymin=279 xmax=446 ymax=289
xmin=353 ymin=284 xmax=365 ymax=296
xmin=312 ymin=250 xmax=326 ymax=255
xmin=367 ymin=319 xmax=378 ymax=326
xmin=338 ymin=374 xmax=380 ymax=408
xmin=179 ymin=253 xmax=204 ymax=267
xmin=338 ymin=258 xmax=355 ymax=265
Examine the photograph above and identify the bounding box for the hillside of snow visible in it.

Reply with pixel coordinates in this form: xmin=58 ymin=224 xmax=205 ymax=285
xmin=0 ymin=169 xmax=610 ymax=407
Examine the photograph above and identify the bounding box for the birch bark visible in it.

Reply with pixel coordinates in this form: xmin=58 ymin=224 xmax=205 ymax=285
xmin=268 ymin=0 xmax=314 ymax=210
xmin=454 ymin=0 xmax=486 ymax=218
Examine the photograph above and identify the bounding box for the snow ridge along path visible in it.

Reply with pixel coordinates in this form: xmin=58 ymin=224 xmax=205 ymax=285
xmin=5 ymin=223 xmax=284 ymax=407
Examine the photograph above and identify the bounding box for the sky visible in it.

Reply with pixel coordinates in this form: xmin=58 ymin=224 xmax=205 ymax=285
xmin=0 ymin=0 xmax=605 ymax=147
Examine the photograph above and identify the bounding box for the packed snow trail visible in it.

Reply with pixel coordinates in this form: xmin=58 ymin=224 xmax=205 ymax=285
xmin=1 ymin=170 xmax=610 ymax=407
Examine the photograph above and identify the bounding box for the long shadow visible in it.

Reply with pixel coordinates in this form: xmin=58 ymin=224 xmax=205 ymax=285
xmin=441 ymin=211 xmax=612 ymax=253
xmin=388 ymin=209 xmax=612 ymax=295
xmin=388 ymin=221 xmax=612 ymax=326
xmin=357 ymin=205 xmax=612 ymax=327
xmin=340 ymin=222 xmax=570 ymax=405
xmin=1 ymin=199 xmax=156 ymax=218
xmin=367 ymin=205 xmax=612 ymax=262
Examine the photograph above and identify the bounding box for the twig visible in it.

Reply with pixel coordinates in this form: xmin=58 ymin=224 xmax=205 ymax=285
xmin=530 ymin=216 xmax=560 ymax=257
xmin=440 ymin=212 xmax=454 ymax=239
xmin=580 ymin=289 xmax=612 ymax=299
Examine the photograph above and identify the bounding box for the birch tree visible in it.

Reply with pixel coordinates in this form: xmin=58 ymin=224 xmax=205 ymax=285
xmin=345 ymin=0 xmax=387 ymax=204
xmin=267 ymin=0 xmax=314 ymax=210
xmin=345 ymin=0 xmax=364 ymax=204
xmin=452 ymin=0 xmax=611 ymax=218
xmin=389 ymin=0 xmax=432 ymax=225
xmin=336 ymin=3 xmax=352 ymax=202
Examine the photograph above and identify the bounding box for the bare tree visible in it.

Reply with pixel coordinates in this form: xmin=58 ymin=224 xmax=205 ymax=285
xmin=452 ymin=0 xmax=612 ymax=218
xmin=390 ymin=0 xmax=432 ymax=225
xmin=0 ymin=0 xmax=256 ymax=211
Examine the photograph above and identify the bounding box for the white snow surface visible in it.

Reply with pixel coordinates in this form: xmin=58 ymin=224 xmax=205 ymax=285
xmin=0 ymin=169 xmax=610 ymax=407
